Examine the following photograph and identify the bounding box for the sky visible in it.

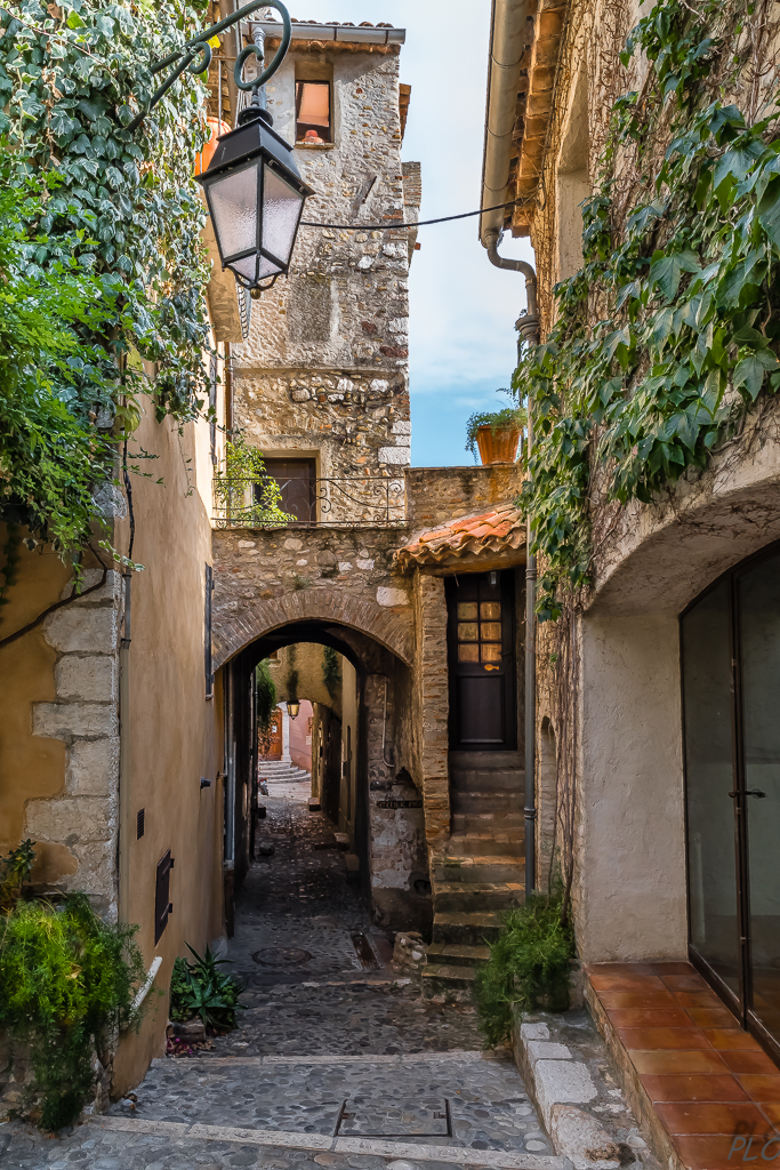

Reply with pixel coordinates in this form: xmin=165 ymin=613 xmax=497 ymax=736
xmin=280 ymin=0 xmax=536 ymax=466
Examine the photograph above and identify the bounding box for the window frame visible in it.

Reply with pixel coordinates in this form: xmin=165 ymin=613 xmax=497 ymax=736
xmin=295 ymin=78 xmax=333 ymax=146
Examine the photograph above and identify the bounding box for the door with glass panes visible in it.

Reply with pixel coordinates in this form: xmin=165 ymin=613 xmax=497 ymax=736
xmin=682 ymin=543 xmax=780 ymax=1059
xmin=446 ymin=570 xmax=516 ymax=750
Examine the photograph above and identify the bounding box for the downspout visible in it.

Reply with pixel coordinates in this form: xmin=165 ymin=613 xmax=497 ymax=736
xmin=480 ymin=0 xmax=540 ymax=900
xmin=485 ymin=228 xmax=540 ymax=900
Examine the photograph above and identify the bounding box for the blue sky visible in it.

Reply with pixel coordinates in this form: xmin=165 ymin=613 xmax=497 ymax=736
xmin=280 ymin=0 xmax=536 ymax=466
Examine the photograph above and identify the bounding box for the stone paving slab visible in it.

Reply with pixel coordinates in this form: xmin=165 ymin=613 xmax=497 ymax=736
xmin=0 ymin=786 xmax=557 ymax=1170
xmin=112 ymin=1052 xmax=553 ymax=1156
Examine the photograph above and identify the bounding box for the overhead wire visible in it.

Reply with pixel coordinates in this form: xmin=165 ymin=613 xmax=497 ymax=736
xmin=300 ymin=197 xmax=529 ymax=231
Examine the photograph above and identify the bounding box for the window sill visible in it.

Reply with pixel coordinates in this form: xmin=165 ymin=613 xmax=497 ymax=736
xmin=295 ymin=141 xmax=336 ymax=151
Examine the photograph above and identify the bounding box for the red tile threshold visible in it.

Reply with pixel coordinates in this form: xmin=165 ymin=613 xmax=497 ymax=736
xmin=585 ymin=962 xmax=780 ymax=1170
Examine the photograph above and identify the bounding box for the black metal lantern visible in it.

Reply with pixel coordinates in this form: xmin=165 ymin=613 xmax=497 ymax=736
xmin=197 ymin=105 xmax=313 ymax=294
xmin=286 ymin=699 xmax=300 ymax=720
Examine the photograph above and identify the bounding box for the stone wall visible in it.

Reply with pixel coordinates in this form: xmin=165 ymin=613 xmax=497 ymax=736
xmin=28 ymin=568 xmax=122 ymax=918
xmin=520 ymin=0 xmax=780 ymax=961
xmin=232 ymin=38 xmax=418 ymax=489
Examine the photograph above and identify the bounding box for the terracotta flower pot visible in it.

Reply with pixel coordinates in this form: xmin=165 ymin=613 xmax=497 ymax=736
xmin=194 ymin=117 xmax=231 ymax=178
xmin=476 ymin=424 xmax=521 ymax=465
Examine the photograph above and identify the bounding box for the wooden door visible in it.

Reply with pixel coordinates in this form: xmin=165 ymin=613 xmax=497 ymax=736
xmin=260 ymin=706 xmax=283 ymax=760
xmin=446 ymin=571 xmax=517 ymax=750
xmin=262 ymin=458 xmax=316 ymax=522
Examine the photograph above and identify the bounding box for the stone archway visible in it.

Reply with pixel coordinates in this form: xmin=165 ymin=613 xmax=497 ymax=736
xmin=213 ymin=585 xmax=413 ymax=672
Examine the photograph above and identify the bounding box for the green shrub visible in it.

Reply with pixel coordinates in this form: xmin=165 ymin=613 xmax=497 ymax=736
xmin=474 ymin=893 xmax=575 ymax=1046
xmin=0 ymin=838 xmax=35 ymax=911
xmin=0 ymin=893 xmax=144 ymax=1130
xmin=169 ymin=944 xmax=243 ymax=1032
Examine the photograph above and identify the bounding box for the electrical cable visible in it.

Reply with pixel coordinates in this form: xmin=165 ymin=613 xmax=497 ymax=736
xmin=300 ymin=197 xmax=529 ymax=231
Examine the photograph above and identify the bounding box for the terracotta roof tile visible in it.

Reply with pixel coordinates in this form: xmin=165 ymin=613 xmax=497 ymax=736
xmin=394 ymin=502 xmax=525 ymax=571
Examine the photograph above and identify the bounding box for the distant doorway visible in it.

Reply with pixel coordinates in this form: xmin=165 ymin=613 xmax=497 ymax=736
xmin=446 ymin=570 xmax=517 ymax=750
xmin=261 ymin=706 xmax=283 ymax=760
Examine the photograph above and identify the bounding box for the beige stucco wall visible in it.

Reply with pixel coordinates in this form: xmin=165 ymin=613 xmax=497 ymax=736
xmin=112 ymin=399 xmax=225 ymax=1093
xmin=575 ymin=612 xmax=687 ymax=961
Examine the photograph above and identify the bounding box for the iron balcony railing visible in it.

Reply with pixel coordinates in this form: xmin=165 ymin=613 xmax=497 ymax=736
xmin=214 ymin=473 xmax=407 ymax=528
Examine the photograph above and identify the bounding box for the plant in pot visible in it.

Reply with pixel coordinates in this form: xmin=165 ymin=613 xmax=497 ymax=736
xmin=465 ymin=392 xmax=526 ymax=465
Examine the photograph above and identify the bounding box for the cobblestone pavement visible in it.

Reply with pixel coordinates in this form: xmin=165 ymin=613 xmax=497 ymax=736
xmin=0 ymin=781 xmax=566 ymax=1170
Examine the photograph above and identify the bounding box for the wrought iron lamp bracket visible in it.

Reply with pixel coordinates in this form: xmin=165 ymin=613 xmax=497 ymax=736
xmin=128 ymin=0 xmax=292 ymax=131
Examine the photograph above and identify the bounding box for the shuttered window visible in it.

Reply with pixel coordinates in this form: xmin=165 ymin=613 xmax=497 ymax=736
xmin=154 ymin=850 xmax=174 ymax=943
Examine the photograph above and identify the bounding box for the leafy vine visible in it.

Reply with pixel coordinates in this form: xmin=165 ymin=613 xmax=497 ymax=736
xmin=0 ymin=0 xmax=213 ymax=581
xmin=518 ymin=0 xmax=780 ymax=618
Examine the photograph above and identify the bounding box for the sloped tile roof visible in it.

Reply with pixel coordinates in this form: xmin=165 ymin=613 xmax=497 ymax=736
xmin=395 ymin=503 xmax=525 ymax=571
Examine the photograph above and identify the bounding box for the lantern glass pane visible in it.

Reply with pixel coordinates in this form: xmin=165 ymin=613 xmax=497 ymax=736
xmin=230 ymin=253 xmax=281 ymax=284
xmin=261 ymin=164 xmax=304 ymax=266
xmin=206 ymin=160 xmax=259 ymax=262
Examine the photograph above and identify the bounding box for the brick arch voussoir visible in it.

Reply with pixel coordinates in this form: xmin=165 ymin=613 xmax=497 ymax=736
xmin=213 ymin=586 xmax=412 ymax=670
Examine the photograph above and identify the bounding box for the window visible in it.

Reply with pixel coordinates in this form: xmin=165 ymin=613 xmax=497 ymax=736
xmin=205 ymin=564 xmax=214 ymax=699
xmin=295 ymin=79 xmax=332 ymax=144
xmin=154 ymin=850 xmax=174 ymax=943
xmin=261 ymin=458 xmax=316 ymax=522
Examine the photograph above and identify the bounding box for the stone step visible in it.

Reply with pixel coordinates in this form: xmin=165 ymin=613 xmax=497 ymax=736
xmin=451 ymin=790 xmax=520 ymax=813
xmin=432 ymin=854 xmax=525 ymax=884
xmin=426 ymin=941 xmax=491 ymax=967
xmin=449 ymin=750 xmax=523 ymax=770
xmin=433 ymin=880 xmax=525 ymax=913
xmin=447 ymin=832 xmax=524 ymax=857
xmin=450 ymin=769 xmax=524 ymax=793
xmin=432 ymin=910 xmax=505 ymax=945
xmin=421 ymin=961 xmax=478 ymax=995
xmin=451 ymin=811 xmax=524 ymax=834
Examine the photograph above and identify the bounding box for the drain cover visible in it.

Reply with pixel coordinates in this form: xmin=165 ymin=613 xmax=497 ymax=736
xmin=336 ymin=1097 xmax=451 ymax=1137
xmin=252 ymin=947 xmax=312 ymax=966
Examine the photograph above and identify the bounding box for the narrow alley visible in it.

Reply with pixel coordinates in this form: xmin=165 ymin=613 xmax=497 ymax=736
xmin=1 ymin=773 xmax=566 ymax=1170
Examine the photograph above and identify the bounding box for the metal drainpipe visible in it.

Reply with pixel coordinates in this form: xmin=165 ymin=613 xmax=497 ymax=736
xmin=485 ymin=228 xmax=540 ymax=899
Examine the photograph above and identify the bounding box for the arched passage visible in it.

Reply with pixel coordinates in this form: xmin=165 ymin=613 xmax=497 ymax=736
xmin=219 ymin=612 xmax=430 ymax=937
xmin=213 ymin=585 xmax=414 ymax=672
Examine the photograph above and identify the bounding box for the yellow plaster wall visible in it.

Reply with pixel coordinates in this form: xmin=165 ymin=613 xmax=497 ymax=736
xmin=112 ymin=399 xmax=224 ymax=1093
xmin=0 ymin=540 xmax=71 ymax=872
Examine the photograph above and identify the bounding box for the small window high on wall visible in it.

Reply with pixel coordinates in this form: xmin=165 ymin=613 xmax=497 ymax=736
xmin=295 ymin=79 xmax=332 ymax=144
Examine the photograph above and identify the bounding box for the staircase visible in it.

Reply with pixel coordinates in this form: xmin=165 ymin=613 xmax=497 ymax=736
xmin=258 ymin=760 xmax=312 ymax=784
xmin=423 ymin=751 xmax=525 ymax=998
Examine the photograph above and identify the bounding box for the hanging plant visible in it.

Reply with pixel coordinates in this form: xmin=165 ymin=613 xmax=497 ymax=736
xmin=0 ymin=0 xmax=213 ymax=574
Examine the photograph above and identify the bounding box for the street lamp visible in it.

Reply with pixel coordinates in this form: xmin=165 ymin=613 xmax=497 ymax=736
xmin=197 ymin=102 xmax=312 ymax=294
xmin=131 ymin=0 xmax=312 ymax=295
xmin=286 ymin=699 xmax=300 ymax=720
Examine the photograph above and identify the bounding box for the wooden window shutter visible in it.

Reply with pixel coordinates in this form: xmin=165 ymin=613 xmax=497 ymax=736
xmin=154 ymin=850 xmax=174 ymax=943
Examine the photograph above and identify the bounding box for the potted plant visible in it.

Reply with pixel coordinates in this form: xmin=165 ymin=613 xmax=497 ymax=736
xmin=465 ymin=394 xmax=526 ymax=465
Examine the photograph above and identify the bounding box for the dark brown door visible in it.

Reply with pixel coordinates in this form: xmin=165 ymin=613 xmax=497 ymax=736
xmin=446 ymin=571 xmax=516 ymax=750
xmin=260 ymin=706 xmax=283 ymax=761
xmin=262 ymin=458 xmax=316 ymax=522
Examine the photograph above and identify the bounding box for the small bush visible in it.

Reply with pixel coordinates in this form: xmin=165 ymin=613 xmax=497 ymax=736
xmin=169 ymin=944 xmax=243 ymax=1032
xmin=474 ymin=893 xmax=575 ymax=1046
xmin=0 ymin=893 xmax=144 ymax=1129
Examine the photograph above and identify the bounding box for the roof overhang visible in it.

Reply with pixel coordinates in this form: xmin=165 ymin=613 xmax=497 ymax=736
xmin=258 ymin=20 xmax=405 ymax=47
xmin=395 ymin=503 xmax=526 ymax=574
xmin=480 ymin=0 xmax=568 ymax=244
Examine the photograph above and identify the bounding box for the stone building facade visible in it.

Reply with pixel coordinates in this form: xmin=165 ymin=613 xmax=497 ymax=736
xmin=480 ymin=0 xmax=780 ymax=1089
xmin=229 ymin=17 xmax=419 ymax=506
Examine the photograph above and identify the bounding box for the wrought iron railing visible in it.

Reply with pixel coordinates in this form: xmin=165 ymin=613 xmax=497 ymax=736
xmin=213 ymin=474 xmax=407 ymax=528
